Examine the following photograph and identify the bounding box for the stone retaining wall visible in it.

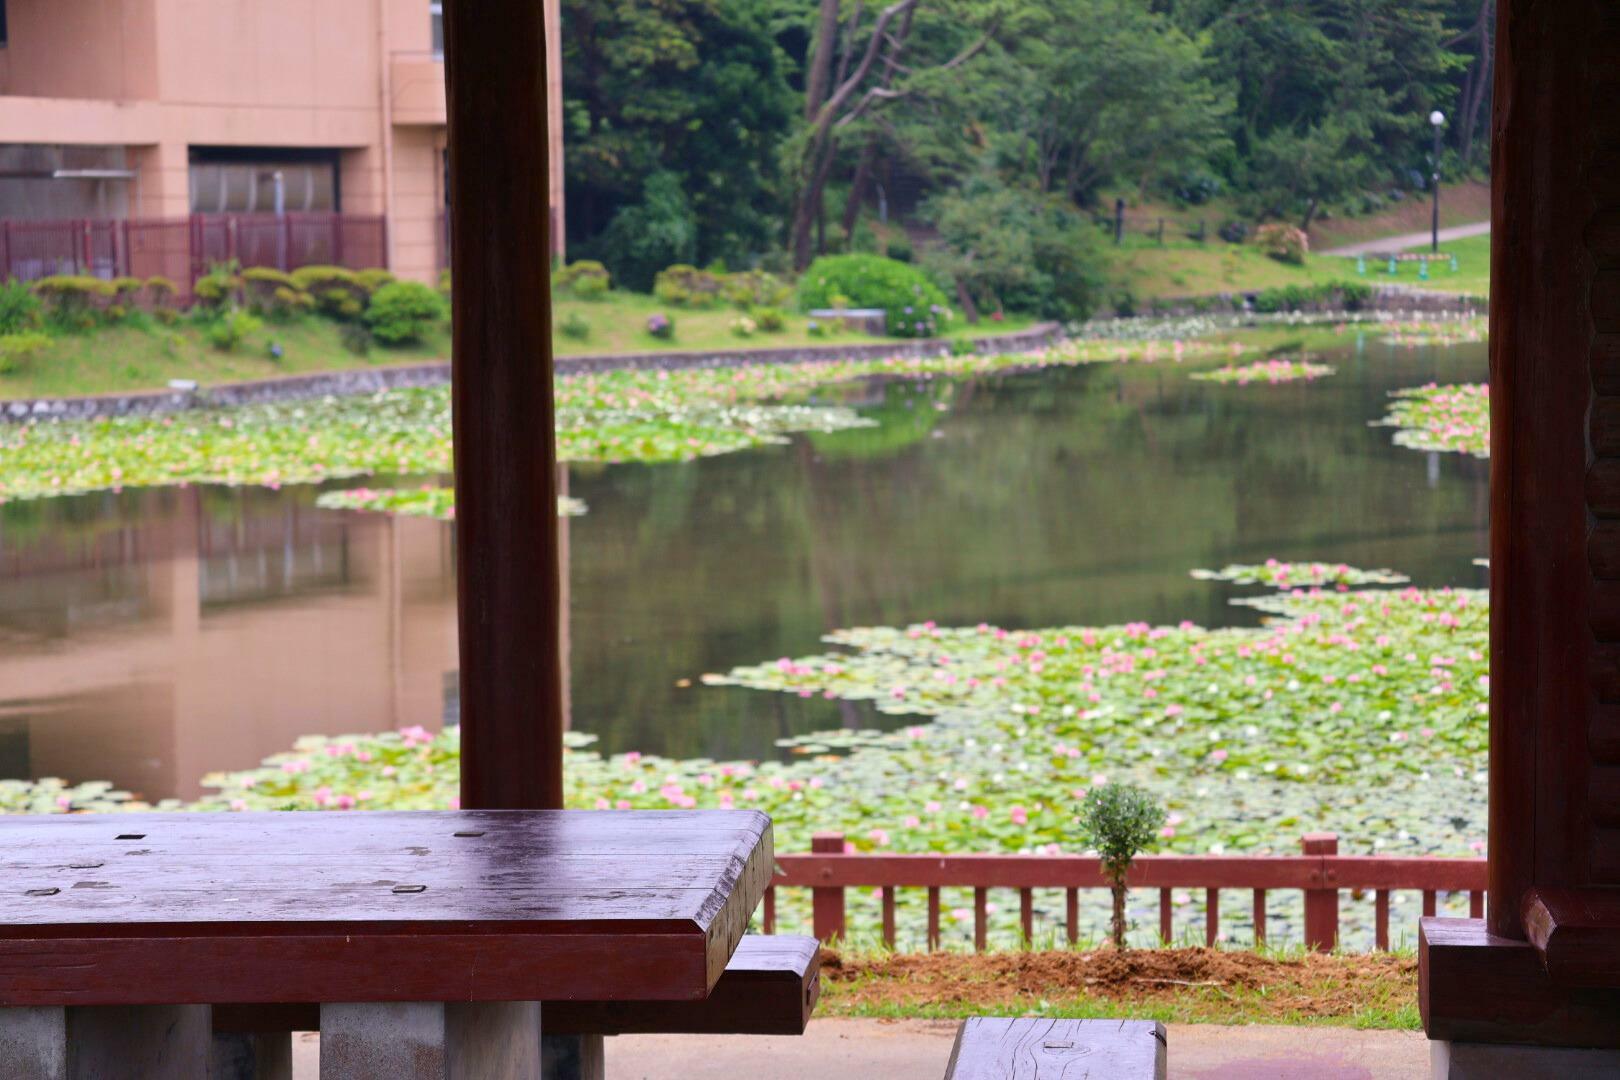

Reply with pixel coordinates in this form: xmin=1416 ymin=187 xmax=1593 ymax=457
xmin=1 ymin=322 xmax=1064 ymax=424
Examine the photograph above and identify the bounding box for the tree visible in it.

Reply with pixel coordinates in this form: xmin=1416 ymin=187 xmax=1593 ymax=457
xmin=787 ymin=0 xmax=1010 ymax=269
xmin=1076 ymin=782 xmax=1166 ymax=949
xmin=922 ymin=166 xmax=1104 ymax=322
xmin=563 ymin=0 xmax=796 ymax=275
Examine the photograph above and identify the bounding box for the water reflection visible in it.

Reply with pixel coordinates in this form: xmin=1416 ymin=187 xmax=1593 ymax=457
xmin=0 ymin=336 xmax=1489 ymax=800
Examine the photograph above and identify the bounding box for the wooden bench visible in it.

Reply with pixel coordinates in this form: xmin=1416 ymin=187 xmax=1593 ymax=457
xmin=944 ymin=1018 xmax=1167 ymax=1079
xmin=0 ymin=809 xmax=781 ymax=1079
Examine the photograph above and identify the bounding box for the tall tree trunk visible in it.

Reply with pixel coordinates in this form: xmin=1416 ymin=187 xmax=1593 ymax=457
xmin=803 ymin=0 xmax=842 ymax=122
xmin=843 ymin=140 xmax=878 ymax=241
xmin=955 ymin=278 xmax=980 ymax=324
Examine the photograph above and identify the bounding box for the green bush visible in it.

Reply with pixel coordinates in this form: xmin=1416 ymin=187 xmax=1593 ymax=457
xmin=1252 ymin=280 xmax=1373 ymax=314
xmin=290 ymin=266 xmax=367 ymax=320
xmin=753 ymin=307 xmax=786 ymax=333
xmin=241 ymin=268 xmax=312 ymax=320
xmin=720 ymin=270 xmax=792 ymax=310
xmin=729 ymin=315 xmax=757 ymax=338
xmin=555 ymin=260 xmax=612 ymax=297
xmin=653 ymin=264 xmax=723 ymax=308
xmin=32 ymin=276 xmax=117 ymax=330
xmin=355 ymin=268 xmax=397 ymax=294
xmin=645 ymin=312 xmax=675 ymax=340
xmin=144 ymin=277 xmax=178 ymax=310
xmin=340 ymin=322 xmax=373 ymax=356
xmin=0 ymin=331 xmax=52 ymax=374
xmin=437 ymin=269 xmax=452 ymax=297
xmin=205 ymin=309 xmax=263 ymax=353
xmin=597 ymin=171 xmax=698 ymax=292
xmin=0 ymin=280 xmax=42 ymax=334
xmin=885 ymin=237 xmax=914 ymax=263
xmin=795 ymin=254 xmax=951 ymax=338
xmin=560 ymin=311 xmax=591 ymax=340
xmin=363 ymin=280 xmax=447 ymax=344
xmin=1075 ymin=782 xmax=1165 ymax=949
xmin=949 ymin=337 xmax=976 ymax=357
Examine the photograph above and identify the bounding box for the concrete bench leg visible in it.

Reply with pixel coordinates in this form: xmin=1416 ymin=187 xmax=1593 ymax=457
xmin=211 ymin=1031 xmax=293 ymax=1079
xmin=542 ymin=1034 xmax=605 ymax=1080
xmin=1 ymin=1004 xmax=212 ymax=1080
xmin=320 ymin=1001 xmax=545 ymax=1080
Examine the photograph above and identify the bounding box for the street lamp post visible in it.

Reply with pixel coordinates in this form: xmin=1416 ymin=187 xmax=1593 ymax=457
xmin=1430 ymin=110 xmax=1446 ymax=253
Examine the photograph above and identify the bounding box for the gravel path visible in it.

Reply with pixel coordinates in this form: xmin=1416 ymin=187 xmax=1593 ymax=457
xmin=1322 ymin=221 xmax=1491 ymax=257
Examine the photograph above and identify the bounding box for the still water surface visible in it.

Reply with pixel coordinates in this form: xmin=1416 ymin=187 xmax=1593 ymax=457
xmin=0 ymin=336 xmax=1488 ymax=801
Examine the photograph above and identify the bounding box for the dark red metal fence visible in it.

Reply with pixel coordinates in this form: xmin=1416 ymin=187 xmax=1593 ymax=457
xmin=766 ymin=831 xmax=1487 ymax=953
xmin=0 ymin=214 xmax=387 ymax=295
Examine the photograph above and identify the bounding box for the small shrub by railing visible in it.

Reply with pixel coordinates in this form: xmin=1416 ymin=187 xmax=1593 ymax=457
xmin=762 ymin=831 xmax=1485 ymax=953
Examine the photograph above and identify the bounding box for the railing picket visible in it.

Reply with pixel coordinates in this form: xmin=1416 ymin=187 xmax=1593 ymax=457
xmin=1065 ymin=887 xmax=1079 ymax=946
xmin=973 ymin=887 xmax=988 ymax=952
xmin=1205 ymin=888 xmax=1220 ymax=947
xmin=1423 ymin=890 xmax=1437 ymax=918
xmin=1252 ymin=889 xmax=1266 ymax=945
xmin=1159 ymin=887 xmax=1172 ymax=945
xmin=1019 ymin=888 xmax=1034 ymax=946
xmin=1470 ymin=890 xmax=1484 ymax=919
xmin=1375 ymin=889 xmax=1390 ymax=951
xmin=762 ymin=886 xmax=775 ymax=935
xmin=881 ymin=886 xmax=897 ymax=950
xmin=1301 ymin=833 xmax=1340 ymax=953
xmin=927 ymin=886 xmax=941 ymax=951
xmin=810 ymin=832 xmax=846 ymax=943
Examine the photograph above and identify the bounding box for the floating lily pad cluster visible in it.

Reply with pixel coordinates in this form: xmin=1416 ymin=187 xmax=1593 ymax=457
xmin=1190 ymin=359 xmax=1334 ymax=385
xmin=0 ymin=337 xmax=1233 ymax=506
xmin=1377 ymin=383 xmax=1489 ymax=458
xmin=1190 ymin=561 xmax=1410 ymax=589
xmin=313 ymin=486 xmax=586 ymax=520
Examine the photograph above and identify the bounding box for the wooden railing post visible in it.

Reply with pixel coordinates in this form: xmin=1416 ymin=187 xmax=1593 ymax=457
xmin=810 ymin=832 xmax=846 ymax=943
xmin=1302 ymin=832 xmax=1339 ymax=952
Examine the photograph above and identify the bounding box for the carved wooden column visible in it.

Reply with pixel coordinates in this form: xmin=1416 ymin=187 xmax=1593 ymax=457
xmin=1421 ymin=0 xmax=1620 ymax=1069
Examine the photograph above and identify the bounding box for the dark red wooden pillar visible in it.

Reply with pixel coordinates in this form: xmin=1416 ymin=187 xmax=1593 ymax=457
xmin=442 ymin=2 xmax=565 ymax=811
xmin=1421 ymin=0 xmax=1620 ymax=1049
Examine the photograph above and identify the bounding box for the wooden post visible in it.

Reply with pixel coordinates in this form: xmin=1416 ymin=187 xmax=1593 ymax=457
xmin=1302 ymin=832 xmax=1338 ymax=952
xmin=810 ymin=832 xmax=846 ymax=942
xmin=443 ymin=0 xmax=565 ymax=810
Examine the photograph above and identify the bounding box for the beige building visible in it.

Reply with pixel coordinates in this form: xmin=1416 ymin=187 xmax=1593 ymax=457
xmin=0 ymin=0 xmax=467 ymax=283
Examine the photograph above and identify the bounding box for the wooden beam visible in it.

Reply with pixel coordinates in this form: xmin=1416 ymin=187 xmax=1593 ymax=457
xmin=442 ymin=0 xmax=565 ymax=810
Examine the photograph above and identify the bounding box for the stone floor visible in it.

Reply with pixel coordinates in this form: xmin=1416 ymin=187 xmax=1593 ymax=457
xmin=289 ymin=1019 xmax=1429 ymax=1077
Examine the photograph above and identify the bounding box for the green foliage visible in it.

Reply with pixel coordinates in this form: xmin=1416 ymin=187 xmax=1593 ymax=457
xmin=0 ymin=280 xmax=43 ymax=334
xmin=1077 ymin=782 xmax=1165 ymax=947
xmin=560 ymin=310 xmax=592 ymax=340
xmin=797 ymin=255 xmax=952 ymax=338
xmin=1250 ymin=281 xmax=1374 ymax=314
xmin=597 ymin=171 xmax=699 ymax=293
xmin=563 ymin=0 xmax=794 ymax=272
xmin=355 ymin=268 xmax=397 ymax=294
xmin=653 ymin=263 xmax=722 ymax=308
xmin=720 ymin=270 xmax=792 ymax=310
xmin=0 ymin=331 xmax=52 ymax=375
xmin=205 ymin=309 xmax=263 ymax=353
xmin=885 ymin=238 xmax=914 ymax=264
xmin=242 ymin=268 xmax=312 ymax=319
xmin=31 ymin=276 xmax=117 ymax=330
xmin=144 ymin=277 xmax=178 ymax=307
xmin=555 ymin=260 xmax=612 ymax=295
xmin=362 ymin=281 xmax=447 ymax=345
xmin=290 ymin=266 xmax=367 ymax=320
xmin=340 ymin=322 xmax=373 ymax=357
xmin=192 ymin=262 xmax=242 ymax=310
xmin=752 ymin=307 xmax=786 ymax=333
xmin=924 ymin=169 xmax=1104 ymax=322
xmin=730 ymin=315 xmax=757 ymax=338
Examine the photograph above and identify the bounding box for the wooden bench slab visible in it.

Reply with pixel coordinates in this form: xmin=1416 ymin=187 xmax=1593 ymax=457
xmin=944 ymin=1018 xmax=1167 ymax=1079
xmin=212 ymin=935 xmax=822 ymax=1038
xmin=0 ymin=810 xmax=773 ymax=1006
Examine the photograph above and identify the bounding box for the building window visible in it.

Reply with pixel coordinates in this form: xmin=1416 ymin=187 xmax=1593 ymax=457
xmin=430 ymin=1 xmax=443 ymax=57
xmin=187 ymin=148 xmax=340 ymax=214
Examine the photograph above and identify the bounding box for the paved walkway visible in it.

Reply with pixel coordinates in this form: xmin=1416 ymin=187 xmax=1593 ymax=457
xmin=289 ymin=1019 xmax=1429 ymax=1078
xmin=1321 ymin=221 xmax=1490 ymax=257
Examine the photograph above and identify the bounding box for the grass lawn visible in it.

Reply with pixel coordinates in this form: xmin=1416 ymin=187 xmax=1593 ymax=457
xmin=0 ymin=295 xmax=1039 ymax=401
xmin=1397 ymin=232 xmax=1490 ymax=296
xmin=1102 ymin=236 xmax=1363 ymax=301
xmin=817 ymin=947 xmax=1419 ymax=1030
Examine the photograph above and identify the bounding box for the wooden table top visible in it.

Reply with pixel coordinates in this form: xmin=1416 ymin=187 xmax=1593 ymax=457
xmin=0 ymin=809 xmax=773 ymax=1007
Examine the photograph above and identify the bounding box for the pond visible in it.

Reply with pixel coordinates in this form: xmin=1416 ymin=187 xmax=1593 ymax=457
xmin=0 ymin=333 xmax=1487 ymax=804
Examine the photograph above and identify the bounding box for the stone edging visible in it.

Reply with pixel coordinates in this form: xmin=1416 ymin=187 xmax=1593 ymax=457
xmin=0 ymin=322 xmax=1064 ymax=424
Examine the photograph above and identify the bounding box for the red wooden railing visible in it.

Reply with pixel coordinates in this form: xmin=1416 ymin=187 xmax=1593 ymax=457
xmin=0 ymin=213 xmax=387 ymax=295
xmin=763 ymin=831 xmax=1487 ymax=953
